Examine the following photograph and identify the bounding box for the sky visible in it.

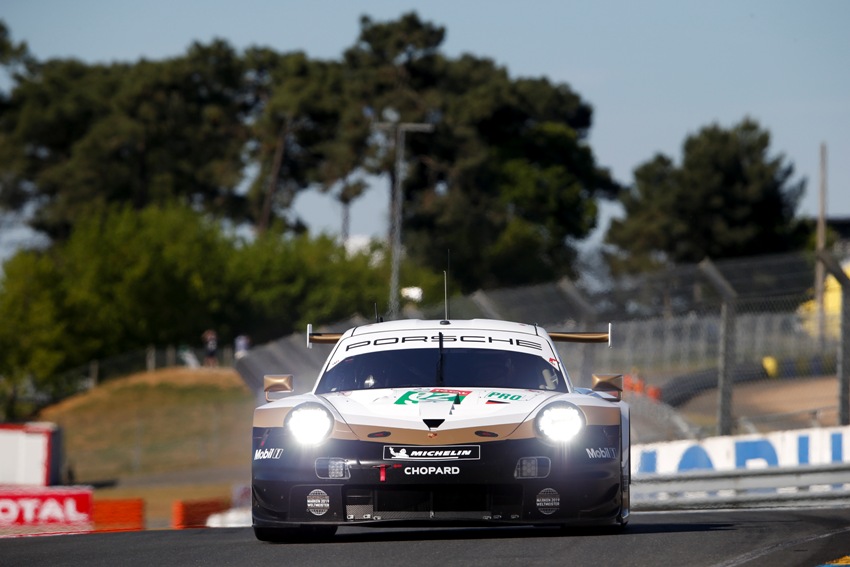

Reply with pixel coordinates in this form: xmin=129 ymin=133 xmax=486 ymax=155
xmin=2 ymin=0 xmax=849 ymax=247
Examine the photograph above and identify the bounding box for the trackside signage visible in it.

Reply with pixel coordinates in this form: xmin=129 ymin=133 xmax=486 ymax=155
xmin=0 ymin=422 xmax=63 ymax=486
xmin=632 ymin=425 xmax=850 ymax=476
xmin=0 ymin=487 xmax=92 ymax=527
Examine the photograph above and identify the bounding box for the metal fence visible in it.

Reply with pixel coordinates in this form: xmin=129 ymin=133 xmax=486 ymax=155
xmin=39 ymin=345 xmax=237 ymax=397
xmin=408 ymin=249 xmax=849 ymax=442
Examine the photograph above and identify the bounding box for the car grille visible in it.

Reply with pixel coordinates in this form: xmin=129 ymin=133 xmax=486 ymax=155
xmin=344 ymin=485 xmax=523 ymax=521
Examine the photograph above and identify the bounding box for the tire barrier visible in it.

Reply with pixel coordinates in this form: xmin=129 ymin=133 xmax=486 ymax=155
xmin=658 ymin=361 xmax=767 ymax=407
xmin=92 ymin=498 xmax=145 ymax=532
xmin=657 ymin=355 xmax=837 ymax=408
xmin=622 ymin=374 xmax=662 ymax=402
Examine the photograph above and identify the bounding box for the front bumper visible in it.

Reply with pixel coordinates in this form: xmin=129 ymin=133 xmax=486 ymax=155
xmin=252 ymin=426 xmax=625 ymax=528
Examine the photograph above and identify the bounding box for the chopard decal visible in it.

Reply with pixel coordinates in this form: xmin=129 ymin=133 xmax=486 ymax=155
xmin=404 ymin=466 xmax=460 ymax=475
xmin=384 ymin=445 xmax=480 ymax=461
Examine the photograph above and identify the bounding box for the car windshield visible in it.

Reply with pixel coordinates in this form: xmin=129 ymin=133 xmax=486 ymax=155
xmin=314 ymin=347 xmax=568 ymax=394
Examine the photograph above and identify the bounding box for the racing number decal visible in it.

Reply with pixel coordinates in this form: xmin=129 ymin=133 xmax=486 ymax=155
xmin=394 ymin=389 xmax=471 ymax=405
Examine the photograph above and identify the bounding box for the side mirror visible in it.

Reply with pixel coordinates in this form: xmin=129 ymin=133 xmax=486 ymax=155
xmin=264 ymin=374 xmax=294 ymax=402
xmin=591 ymin=374 xmax=623 ymax=401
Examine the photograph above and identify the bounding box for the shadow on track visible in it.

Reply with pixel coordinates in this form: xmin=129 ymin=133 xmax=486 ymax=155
xmin=256 ymin=519 xmax=735 ymax=545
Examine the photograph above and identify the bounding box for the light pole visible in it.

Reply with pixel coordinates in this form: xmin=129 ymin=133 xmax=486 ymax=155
xmin=373 ymin=118 xmax=434 ymax=319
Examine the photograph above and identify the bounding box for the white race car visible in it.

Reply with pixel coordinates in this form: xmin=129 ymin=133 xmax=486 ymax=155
xmin=251 ymin=318 xmax=629 ymax=541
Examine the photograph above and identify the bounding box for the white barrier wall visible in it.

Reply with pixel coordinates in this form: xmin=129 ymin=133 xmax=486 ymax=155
xmin=632 ymin=425 xmax=850 ymax=476
xmin=0 ymin=423 xmax=61 ymax=486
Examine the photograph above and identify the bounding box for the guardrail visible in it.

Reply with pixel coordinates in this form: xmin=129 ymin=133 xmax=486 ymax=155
xmin=631 ymin=463 xmax=850 ymax=510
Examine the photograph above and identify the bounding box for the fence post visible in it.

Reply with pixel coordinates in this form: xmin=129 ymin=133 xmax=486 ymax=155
xmin=146 ymin=346 xmax=156 ymax=372
xmin=89 ymin=360 xmax=99 ymax=386
xmin=816 ymin=250 xmax=850 ymax=425
xmin=699 ymin=258 xmax=738 ymax=436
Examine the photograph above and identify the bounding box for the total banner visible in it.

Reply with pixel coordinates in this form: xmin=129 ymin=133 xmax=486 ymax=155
xmin=0 ymin=486 xmax=92 ymax=529
xmin=632 ymin=425 xmax=850 ymax=476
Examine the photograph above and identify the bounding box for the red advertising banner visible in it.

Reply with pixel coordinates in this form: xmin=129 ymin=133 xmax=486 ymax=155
xmin=0 ymin=487 xmax=92 ymax=527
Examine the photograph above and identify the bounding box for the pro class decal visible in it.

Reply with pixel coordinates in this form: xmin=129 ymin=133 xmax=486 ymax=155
xmin=384 ymin=445 xmax=480 ymax=461
xmin=394 ymin=389 xmax=471 ymax=405
xmin=485 ymin=391 xmax=526 ymax=402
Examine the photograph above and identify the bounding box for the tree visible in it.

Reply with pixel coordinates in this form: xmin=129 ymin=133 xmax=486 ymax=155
xmin=0 ymin=202 xmax=240 ymax=418
xmin=0 ymin=203 xmax=233 ymax=370
xmin=0 ymin=19 xmax=36 ymax=85
xmin=605 ymin=118 xmax=807 ymax=274
xmin=1 ymin=15 xmax=620 ymax=292
xmin=0 ymin=39 xmax=250 ymax=241
xmin=242 ymin=50 xmax=349 ymax=233
xmin=341 ymin=13 xmax=445 ymax=244
xmin=406 ymin=61 xmax=617 ymax=291
xmin=0 ymin=200 xmax=446 ymax=417
xmin=340 ymin=13 xmax=619 ymax=292
xmin=0 ymin=250 xmax=70 ymax=418
xmin=226 ymin=232 xmax=444 ymax=342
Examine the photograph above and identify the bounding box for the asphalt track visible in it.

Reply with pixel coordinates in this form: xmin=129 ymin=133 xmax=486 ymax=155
xmin=2 ymin=508 xmax=849 ymax=567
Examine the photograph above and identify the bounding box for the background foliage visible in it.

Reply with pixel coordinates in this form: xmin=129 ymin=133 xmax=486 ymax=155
xmin=0 ymin=14 xmax=811 ymax=419
xmin=605 ymin=119 xmax=808 ymax=274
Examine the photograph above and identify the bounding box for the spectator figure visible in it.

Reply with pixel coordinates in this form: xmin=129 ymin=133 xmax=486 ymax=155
xmin=235 ymin=334 xmax=251 ymax=360
xmin=202 ymin=329 xmax=218 ymax=367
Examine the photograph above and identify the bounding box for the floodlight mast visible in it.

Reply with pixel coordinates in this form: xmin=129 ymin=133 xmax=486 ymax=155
xmin=373 ymin=119 xmax=434 ymax=319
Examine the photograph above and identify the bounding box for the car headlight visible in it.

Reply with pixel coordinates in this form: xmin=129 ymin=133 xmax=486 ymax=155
xmin=285 ymin=403 xmax=334 ymax=445
xmin=535 ymin=402 xmax=585 ymax=443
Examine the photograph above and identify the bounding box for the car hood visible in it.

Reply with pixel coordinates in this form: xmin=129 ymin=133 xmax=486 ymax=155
xmin=320 ymin=387 xmax=560 ymax=438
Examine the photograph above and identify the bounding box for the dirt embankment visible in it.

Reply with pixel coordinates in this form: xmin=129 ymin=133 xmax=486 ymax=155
xmin=39 ymin=367 xmax=248 ymax=419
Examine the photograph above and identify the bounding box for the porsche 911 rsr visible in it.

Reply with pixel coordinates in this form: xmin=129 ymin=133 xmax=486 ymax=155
xmin=251 ymin=318 xmax=629 ymax=542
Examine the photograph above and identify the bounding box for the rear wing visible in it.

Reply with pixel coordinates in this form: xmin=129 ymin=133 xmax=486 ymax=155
xmin=548 ymin=323 xmax=612 ymax=347
xmin=307 ymin=324 xmax=342 ymax=348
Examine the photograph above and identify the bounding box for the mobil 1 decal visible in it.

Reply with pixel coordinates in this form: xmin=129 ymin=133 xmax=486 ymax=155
xmin=394 ymin=388 xmax=471 ymax=405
